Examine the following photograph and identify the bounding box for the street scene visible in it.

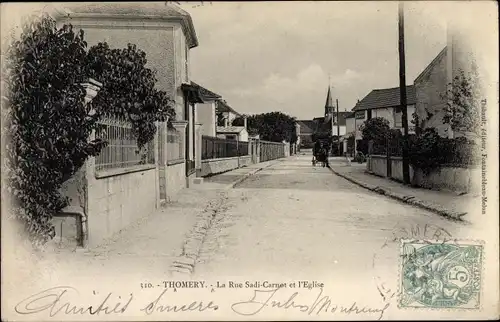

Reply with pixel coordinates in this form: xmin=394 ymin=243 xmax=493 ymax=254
xmin=1 ymin=1 xmax=498 ymax=321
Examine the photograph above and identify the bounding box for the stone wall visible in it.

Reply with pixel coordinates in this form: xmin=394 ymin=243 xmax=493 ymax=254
xmin=368 ymin=155 xmax=479 ymax=193
xmin=199 ymin=156 xmax=252 ymax=177
xmin=413 ymin=166 xmax=480 ymax=194
xmin=86 ymin=166 xmax=157 ymax=248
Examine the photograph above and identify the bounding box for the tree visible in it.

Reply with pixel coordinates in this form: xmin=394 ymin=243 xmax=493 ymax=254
xmin=85 ymin=42 xmax=175 ymax=147
xmin=360 ymin=117 xmax=390 ymax=143
xmin=2 ymin=16 xmax=106 ymax=245
xmin=233 ymin=112 xmax=298 ymax=143
xmin=442 ymin=67 xmax=482 ymax=137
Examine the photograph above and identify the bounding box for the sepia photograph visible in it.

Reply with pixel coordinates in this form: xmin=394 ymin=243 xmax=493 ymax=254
xmin=1 ymin=1 xmax=499 ymax=320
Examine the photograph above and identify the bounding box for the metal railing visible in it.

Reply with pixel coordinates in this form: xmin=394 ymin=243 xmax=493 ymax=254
xmin=259 ymin=140 xmax=285 ymax=162
xmin=95 ymin=114 xmax=154 ymax=172
xmin=202 ymin=136 xmax=249 ymax=160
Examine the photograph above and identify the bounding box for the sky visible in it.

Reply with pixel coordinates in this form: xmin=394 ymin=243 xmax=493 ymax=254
xmin=2 ymin=2 xmax=496 ymax=121
xmin=179 ymin=1 xmax=452 ymax=120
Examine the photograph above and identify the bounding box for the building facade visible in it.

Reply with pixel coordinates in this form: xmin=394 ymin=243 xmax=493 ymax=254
xmin=52 ymin=3 xmax=201 ymax=247
xmin=413 ymin=25 xmax=482 ymax=140
xmin=352 ymin=86 xmax=417 ymax=141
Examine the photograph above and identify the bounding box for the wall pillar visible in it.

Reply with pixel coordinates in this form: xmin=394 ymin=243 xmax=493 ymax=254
xmin=157 ymin=118 xmax=169 ymax=202
xmin=171 ymin=120 xmax=188 ymax=161
xmin=256 ymin=139 xmax=261 ymax=163
xmin=154 ymin=121 xmax=160 ymax=209
xmin=195 ymin=123 xmax=202 ymax=171
xmin=80 ymin=78 xmax=102 ymax=248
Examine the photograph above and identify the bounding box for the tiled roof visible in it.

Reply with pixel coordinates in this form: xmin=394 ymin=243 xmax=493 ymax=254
xmin=216 ymin=100 xmax=240 ymax=116
xmin=297 ymin=120 xmax=316 ymax=134
xmin=190 ymin=82 xmax=221 ymax=101
xmin=53 ymin=3 xmax=198 ymax=48
xmin=353 ymin=85 xmax=416 ymax=111
xmin=216 ymin=126 xmax=245 ymax=134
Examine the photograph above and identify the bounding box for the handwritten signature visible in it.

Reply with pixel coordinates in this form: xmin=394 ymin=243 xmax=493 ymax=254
xmin=231 ymin=287 xmax=391 ymax=320
xmin=14 ymin=286 xmax=133 ymax=317
xmin=14 ymin=286 xmax=218 ymax=317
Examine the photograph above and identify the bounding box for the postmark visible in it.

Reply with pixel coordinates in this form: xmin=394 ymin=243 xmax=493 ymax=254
xmin=398 ymin=240 xmax=483 ymax=310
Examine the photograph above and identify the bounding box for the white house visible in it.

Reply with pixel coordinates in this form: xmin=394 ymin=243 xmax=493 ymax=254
xmin=192 ymin=82 xmax=222 ymax=137
xmin=216 ymin=116 xmax=249 ymax=142
xmin=52 ymin=2 xmax=201 ymax=247
xmin=352 ymin=85 xmax=417 ymax=143
xmin=217 ymin=99 xmax=241 ymax=125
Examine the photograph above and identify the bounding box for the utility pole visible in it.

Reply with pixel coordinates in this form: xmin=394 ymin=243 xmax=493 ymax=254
xmin=398 ymin=1 xmax=410 ymax=184
xmin=336 ymin=99 xmax=340 ymax=156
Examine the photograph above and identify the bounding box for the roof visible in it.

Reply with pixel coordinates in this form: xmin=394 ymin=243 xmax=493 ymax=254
xmin=52 ymin=3 xmax=199 ymax=48
xmin=190 ymin=82 xmax=221 ymax=101
xmin=217 ymin=126 xmax=245 ymax=134
xmin=216 ymin=100 xmax=240 ymax=116
xmin=414 ymin=46 xmax=447 ymax=84
xmin=297 ymin=120 xmax=316 ymax=134
xmin=325 ymin=86 xmax=334 ymax=110
xmin=353 ymin=85 xmax=416 ymax=111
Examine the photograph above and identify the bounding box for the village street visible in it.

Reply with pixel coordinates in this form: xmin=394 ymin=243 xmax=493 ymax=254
xmin=191 ymin=153 xmax=483 ymax=311
xmin=3 ymin=153 xmax=488 ymax=321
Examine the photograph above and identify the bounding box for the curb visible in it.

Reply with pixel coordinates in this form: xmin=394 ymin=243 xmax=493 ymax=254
xmin=328 ymin=166 xmax=467 ymax=221
xmin=167 ymin=194 xmax=227 ymax=278
xmin=168 ymin=159 xmax=283 ymax=277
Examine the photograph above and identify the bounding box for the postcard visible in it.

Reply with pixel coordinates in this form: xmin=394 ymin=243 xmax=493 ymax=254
xmin=1 ymin=1 xmax=498 ymax=320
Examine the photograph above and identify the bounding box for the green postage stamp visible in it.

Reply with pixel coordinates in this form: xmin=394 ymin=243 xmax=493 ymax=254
xmin=399 ymin=240 xmax=483 ymax=309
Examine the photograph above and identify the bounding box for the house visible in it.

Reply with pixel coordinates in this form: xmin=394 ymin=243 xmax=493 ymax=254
xmin=217 ymin=99 xmax=241 ymax=126
xmin=192 ymin=82 xmax=222 ymax=137
xmin=216 ymin=115 xmax=249 ymax=142
xmin=52 ymin=2 xmax=202 ymax=247
xmin=296 ymin=120 xmax=316 ymax=148
xmin=413 ymin=26 xmax=480 ymax=139
xmin=352 ymin=85 xmax=417 ymax=147
xmin=342 ymin=111 xmax=356 ymax=156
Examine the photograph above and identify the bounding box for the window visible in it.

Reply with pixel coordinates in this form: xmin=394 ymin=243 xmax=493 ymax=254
xmin=367 ymin=109 xmax=372 ymax=120
xmin=394 ymin=107 xmax=402 ymax=128
xmin=355 ymin=110 xmax=365 ymax=119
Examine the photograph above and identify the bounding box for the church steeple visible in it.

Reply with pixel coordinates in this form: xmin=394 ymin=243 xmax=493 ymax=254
xmin=324 ymin=85 xmax=334 ymax=117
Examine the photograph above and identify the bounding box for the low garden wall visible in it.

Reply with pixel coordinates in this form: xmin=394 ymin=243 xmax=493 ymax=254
xmin=86 ymin=165 xmax=158 ymax=248
xmin=199 ymin=155 xmax=252 ymax=177
xmin=368 ymin=155 xmax=479 ymax=194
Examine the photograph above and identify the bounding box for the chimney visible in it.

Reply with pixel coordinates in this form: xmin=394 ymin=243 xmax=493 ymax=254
xmin=224 ymin=116 xmax=229 ymax=127
xmin=243 ymin=116 xmax=248 ymax=129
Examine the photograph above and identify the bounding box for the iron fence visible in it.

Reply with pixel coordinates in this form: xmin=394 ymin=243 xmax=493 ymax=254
xmin=95 ymin=114 xmax=154 ymax=172
xmin=260 ymin=140 xmax=285 ymax=162
xmin=202 ymin=136 xmax=249 ymax=160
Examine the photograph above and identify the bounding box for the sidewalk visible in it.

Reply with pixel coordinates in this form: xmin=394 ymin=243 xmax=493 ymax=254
xmin=328 ymin=157 xmax=481 ymax=223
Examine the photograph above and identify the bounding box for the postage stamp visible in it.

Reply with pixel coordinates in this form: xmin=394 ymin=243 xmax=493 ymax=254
xmin=399 ymin=240 xmax=483 ymax=310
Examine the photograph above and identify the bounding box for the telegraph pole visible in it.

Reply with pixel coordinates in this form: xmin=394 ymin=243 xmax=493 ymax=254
xmin=336 ymin=99 xmax=340 ymax=156
xmin=398 ymin=1 xmax=410 ymax=184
